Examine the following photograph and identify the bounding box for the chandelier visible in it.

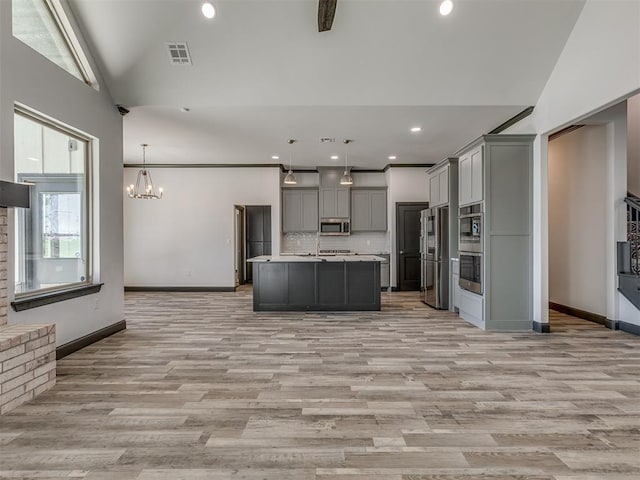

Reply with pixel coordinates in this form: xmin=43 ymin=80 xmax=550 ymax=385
xmin=126 ymin=144 xmax=163 ymax=199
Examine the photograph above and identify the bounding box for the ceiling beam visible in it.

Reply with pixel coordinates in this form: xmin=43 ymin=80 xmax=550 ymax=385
xmin=318 ymin=0 xmax=337 ymax=32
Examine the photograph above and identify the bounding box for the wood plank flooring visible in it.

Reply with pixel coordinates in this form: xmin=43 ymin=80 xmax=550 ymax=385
xmin=1 ymin=289 xmax=639 ymax=479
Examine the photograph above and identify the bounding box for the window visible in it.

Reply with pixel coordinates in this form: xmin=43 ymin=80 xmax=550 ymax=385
xmin=14 ymin=109 xmax=92 ymax=297
xmin=12 ymin=0 xmax=97 ymax=87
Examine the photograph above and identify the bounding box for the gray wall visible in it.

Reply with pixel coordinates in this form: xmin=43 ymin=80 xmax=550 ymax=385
xmin=548 ymin=126 xmax=608 ymax=316
xmin=0 ymin=1 xmax=124 ymax=345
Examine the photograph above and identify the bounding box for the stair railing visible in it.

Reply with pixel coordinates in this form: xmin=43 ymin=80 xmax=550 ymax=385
xmin=624 ymin=196 xmax=640 ymax=275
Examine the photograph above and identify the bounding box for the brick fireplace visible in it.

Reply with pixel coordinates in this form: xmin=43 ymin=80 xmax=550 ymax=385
xmin=0 ymin=205 xmax=56 ymax=414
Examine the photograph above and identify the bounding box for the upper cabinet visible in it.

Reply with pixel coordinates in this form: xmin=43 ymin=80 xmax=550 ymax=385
xmin=320 ymin=187 xmax=350 ymax=218
xmin=351 ymin=188 xmax=387 ymax=232
xmin=282 ymin=188 xmax=318 ymax=233
xmin=458 ymin=145 xmax=483 ymax=206
xmin=428 ymin=165 xmax=450 ymax=207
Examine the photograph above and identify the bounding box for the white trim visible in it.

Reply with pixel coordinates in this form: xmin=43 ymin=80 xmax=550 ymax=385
xmin=12 ymin=106 xmax=95 ymax=299
xmin=46 ymin=0 xmax=99 ymax=89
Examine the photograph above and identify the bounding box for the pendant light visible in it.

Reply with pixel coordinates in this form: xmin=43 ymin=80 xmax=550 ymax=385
xmin=340 ymin=139 xmax=353 ymax=185
xmin=126 ymin=144 xmax=164 ymax=199
xmin=283 ymin=139 xmax=297 ymax=185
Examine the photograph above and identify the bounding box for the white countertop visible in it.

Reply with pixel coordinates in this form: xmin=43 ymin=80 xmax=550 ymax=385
xmin=248 ymin=255 xmax=386 ymax=263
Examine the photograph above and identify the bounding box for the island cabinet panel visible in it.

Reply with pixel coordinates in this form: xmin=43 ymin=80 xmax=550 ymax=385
xmin=282 ymin=188 xmax=318 ymax=233
xmin=288 ymin=263 xmax=317 ymax=305
xmin=318 ymin=263 xmax=347 ymax=305
xmin=347 ymin=263 xmax=378 ymax=304
xmin=255 ymin=263 xmax=287 ymax=305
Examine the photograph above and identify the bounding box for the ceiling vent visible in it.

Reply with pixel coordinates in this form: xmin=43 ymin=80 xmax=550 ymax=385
xmin=320 ymin=138 xmax=336 ymax=143
xmin=166 ymin=42 xmax=192 ymax=65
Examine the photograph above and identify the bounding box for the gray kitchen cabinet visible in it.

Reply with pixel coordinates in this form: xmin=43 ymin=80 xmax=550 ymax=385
xmin=458 ymin=145 xmax=483 ymax=206
xmin=428 ymin=164 xmax=450 ymax=207
xmin=380 ymin=254 xmax=390 ymax=289
xmin=282 ymin=188 xmax=318 ymax=233
xmin=454 ymin=134 xmax=535 ymax=331
xmin=350 ymin=190 xmax=370 ymax=231
xmin=320 ymin=187 xmax=350 ymax=218
xmin=350 ymin=188 xmax=387 ymax=232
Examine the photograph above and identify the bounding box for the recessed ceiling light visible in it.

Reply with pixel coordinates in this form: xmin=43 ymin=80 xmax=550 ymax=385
xmin=440 ymin=0 xmax=453 ymax=16
xmin=411 ymin=126 xmax=422 ymax=133
xmin=202 ymin=2 xmax=216 ymax=19
xmin=272 ymin=155 xmax=280 ymax=160
xmin=388 ymin=155 xmax=397 ymax=160
xmin=331 ymin=155 xmax=339 ymax=160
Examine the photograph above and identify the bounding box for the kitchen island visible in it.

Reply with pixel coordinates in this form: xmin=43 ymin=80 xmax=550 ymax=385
xmin=248 ymin=255 xmax=383 ymax=311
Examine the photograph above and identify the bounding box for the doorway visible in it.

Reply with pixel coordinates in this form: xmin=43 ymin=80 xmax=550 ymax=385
xmin=234 ymin=206 xmax=245 ymax=287
xmin=245 ymin=205 xmax=272 ymax=283
xmin=545 ymin=99 xmax=631 ymax=331
xmin=396 ymin=202 xmax=428 ymax=291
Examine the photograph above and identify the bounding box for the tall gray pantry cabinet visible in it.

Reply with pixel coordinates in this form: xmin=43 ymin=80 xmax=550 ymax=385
xmin=455 ymin=134 xmax=535 ymax=331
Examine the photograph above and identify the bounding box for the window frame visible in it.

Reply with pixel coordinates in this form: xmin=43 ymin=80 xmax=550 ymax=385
xmin=14 ymin=105 xmax=94 ymax=300
xmin=12 ymin=0 xmax=99 ymax=89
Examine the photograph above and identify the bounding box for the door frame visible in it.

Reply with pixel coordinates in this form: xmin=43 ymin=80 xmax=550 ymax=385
xmin=234 ymin=205 xmax=245 ymax=287
xmin=395 ymin=202 xmax=428 ymax=291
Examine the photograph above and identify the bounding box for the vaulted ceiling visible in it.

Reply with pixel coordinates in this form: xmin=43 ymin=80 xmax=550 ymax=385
xmin=70 ymin=0 xmax=586 ymax=168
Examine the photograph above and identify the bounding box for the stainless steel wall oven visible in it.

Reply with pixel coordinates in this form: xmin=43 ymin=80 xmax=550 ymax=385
xmin=459 ymin=252 xmax=483 ymax=295
xmin=458 ymin=203 xmax=483 ymax=294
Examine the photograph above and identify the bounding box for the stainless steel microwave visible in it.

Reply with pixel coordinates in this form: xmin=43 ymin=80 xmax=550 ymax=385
xmin=319 ymin=219 xmax=350 ymax=236
xmin=459 ymin=203 xmax=483 ymax=253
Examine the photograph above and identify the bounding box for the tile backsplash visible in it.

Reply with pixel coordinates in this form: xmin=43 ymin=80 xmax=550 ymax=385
xmin=281 ymin=231 xmax=390 ymax=254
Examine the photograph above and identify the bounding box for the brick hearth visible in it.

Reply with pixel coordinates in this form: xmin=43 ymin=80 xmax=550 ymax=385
xmin=0 ymin=207 xmax=56 ymax=414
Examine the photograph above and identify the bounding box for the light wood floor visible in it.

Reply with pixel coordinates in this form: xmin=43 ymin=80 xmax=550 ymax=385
xmin=1 ymin=289 xmax=640 ymax=479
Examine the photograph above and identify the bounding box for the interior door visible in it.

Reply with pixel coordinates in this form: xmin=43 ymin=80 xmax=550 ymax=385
xmin=245 ymin=205 xmax=272 ymax=283
xmin=397 ymin=202 xmax=428 ymax=291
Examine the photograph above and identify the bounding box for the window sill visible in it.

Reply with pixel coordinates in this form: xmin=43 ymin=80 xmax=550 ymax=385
xmin=11 ymin=284 xmax=103 ymax=312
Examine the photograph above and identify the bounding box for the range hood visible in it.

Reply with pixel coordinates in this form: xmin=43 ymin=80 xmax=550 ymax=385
xmin=0 ymin=180 xmax=30 ymax=208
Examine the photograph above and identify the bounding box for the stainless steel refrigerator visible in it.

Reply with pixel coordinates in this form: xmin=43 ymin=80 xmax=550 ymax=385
xmin=420 ymin=207 xmax=449 ymax=309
